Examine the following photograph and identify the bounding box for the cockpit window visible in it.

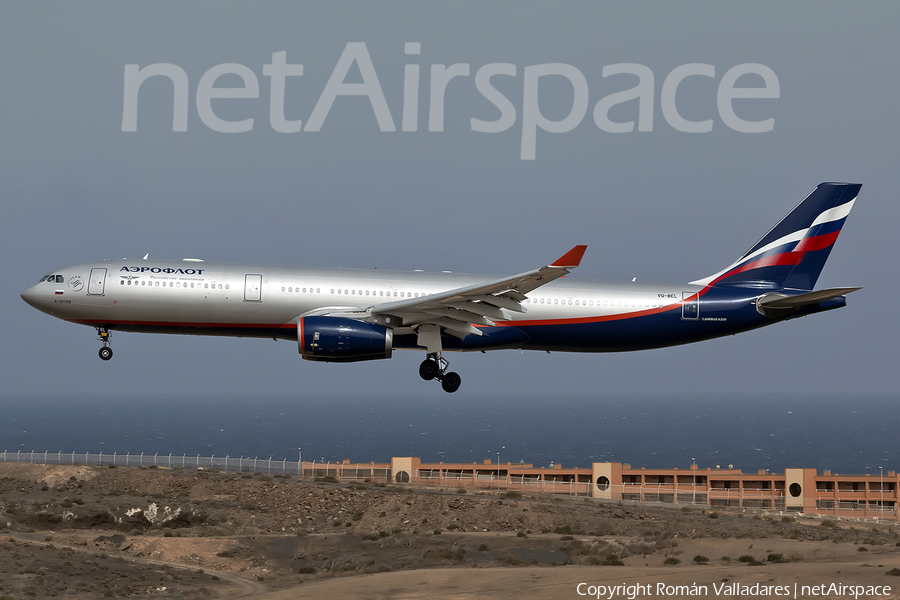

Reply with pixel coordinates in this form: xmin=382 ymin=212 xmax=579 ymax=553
xmin=40 ymin=275 xmax=64 ymax=283
xmin=39 ymin=275 xmax=50 ymax=282
xmin=56 ymin=275 xmax=64 ymax=283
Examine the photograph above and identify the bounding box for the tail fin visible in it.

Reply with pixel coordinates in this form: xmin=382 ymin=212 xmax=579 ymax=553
xmin=691 ymin=182 xmax=861 ymax=291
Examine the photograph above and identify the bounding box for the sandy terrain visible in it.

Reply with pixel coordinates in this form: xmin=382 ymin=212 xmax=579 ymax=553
xmin=1 ymin=463 xmax=898 ymax=599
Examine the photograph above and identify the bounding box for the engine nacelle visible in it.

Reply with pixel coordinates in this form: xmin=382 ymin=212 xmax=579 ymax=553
xmin=298 ymin=316 xmax=393 ymax=363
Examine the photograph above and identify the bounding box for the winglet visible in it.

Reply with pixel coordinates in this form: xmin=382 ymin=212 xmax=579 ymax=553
xmin=550 ymin=245 xmax=587 ymax=268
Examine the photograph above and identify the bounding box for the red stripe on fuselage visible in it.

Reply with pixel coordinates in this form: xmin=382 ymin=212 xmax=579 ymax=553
xmin=70 ymin=318 xmax=298 ymax=331
xmin=69 ymin=304 xmax=688 ymax=333
xmin=491 ymin=302 xmax=680 ymax=328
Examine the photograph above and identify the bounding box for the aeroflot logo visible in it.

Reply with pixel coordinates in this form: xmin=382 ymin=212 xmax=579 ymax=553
xmin=121 ymin=43 xmax=780 ymax=160
xmin=121 ymin=266 xmax=205 ymax=275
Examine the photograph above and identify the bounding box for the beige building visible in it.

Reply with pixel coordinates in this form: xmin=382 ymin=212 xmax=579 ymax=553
xmin=372 ymin=458 xmax=899 ymax=521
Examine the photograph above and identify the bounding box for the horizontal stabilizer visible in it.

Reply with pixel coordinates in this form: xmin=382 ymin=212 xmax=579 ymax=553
xmin=756 ymin=287 xmax=861 ymax=317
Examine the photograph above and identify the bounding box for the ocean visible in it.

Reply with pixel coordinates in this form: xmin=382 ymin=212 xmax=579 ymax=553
xmin=0 ymin=393 xmax=896 ymax=476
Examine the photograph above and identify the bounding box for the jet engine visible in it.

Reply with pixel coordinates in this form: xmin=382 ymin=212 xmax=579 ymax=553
xmin=298 ymin=316 xmax=393 ymax=362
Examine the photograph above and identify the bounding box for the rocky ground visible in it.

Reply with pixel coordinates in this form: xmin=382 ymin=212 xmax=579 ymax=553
xmin=1 ymin=462 xmax=899 ymax=599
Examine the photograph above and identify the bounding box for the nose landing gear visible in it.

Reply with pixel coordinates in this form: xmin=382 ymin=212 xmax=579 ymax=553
xmin=419 ymin=354 xmax=461 ymax=393
xmin=97 ymin=327 xmax=113 ymax=361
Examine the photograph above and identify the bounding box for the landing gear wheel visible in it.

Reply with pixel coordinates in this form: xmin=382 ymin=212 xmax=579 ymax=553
xmin=441 ymin=372 xmax=461 ymax=393
xmin=419 ymin=359 xmax=439 ymax=381
xmin=96 ymin=327 xmax=112 ymax=360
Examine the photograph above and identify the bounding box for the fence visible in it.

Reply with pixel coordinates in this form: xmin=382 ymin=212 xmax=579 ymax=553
xmin=3 ymin=450 xmax=895 ymax=521
xmin=0 ymin=450 xmax=391 ymax=481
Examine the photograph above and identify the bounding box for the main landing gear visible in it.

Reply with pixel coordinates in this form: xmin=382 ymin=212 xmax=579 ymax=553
xmin=419 ymin=354 xmax=461 ymax=393
xmin=97 ymin=327 xmax=113 ymax=361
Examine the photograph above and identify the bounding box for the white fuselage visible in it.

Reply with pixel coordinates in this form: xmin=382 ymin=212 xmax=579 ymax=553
xmin=21 ymin=258 xmax=696 ymax=348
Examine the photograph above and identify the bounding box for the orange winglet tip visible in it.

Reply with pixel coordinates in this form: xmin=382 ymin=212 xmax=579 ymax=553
xmin=550 ymin=245 xmax=587 ymax=268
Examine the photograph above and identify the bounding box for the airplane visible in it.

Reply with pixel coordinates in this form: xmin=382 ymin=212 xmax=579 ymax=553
xmin=21 ymin=182 xmax=861 ymax=393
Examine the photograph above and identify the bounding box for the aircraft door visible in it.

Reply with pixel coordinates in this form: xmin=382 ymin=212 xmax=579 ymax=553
xmin=87 ymin=268 xmax=107 ymax=295
xmin=681 ymin=292 xmax=700 ymax=321
xmin=681 ymin=292 xmax=699 ymax=320
xmin=244 ymin=274 xmax=262 ymax=302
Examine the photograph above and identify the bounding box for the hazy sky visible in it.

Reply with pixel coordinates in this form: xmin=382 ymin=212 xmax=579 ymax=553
xmin=2 ymin=2 xmax=898 ymax=402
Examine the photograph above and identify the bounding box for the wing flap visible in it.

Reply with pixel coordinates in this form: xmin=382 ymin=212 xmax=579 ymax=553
xmin=421 ymin=307 xmax=496 ymax=327
xmin=446 ymin=301 xmax=508 ymax=320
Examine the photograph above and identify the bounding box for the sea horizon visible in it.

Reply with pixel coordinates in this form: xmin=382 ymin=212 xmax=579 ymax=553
xmin=0 ymin=392 xmax=896 ymax=477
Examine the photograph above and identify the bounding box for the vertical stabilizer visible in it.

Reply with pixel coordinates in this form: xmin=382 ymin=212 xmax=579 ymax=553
xmin=691 ymin=182 xmax=860 ymax=290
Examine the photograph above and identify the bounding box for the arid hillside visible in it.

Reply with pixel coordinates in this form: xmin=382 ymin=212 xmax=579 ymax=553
xmin=1 ymin=462 xmax=899 ymax=599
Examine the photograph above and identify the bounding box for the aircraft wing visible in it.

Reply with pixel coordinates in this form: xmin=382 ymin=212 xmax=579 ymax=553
xmin=366 ymin=245 xmax=587 ymax=339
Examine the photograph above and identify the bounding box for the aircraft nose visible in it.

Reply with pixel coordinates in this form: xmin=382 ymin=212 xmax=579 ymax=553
xmin=20 ymin=284 xmax=42 ymax=308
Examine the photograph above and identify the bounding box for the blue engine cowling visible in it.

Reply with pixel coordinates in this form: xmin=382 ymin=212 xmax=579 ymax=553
xmin=298 ymin=316 xmax=393 ymax=362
